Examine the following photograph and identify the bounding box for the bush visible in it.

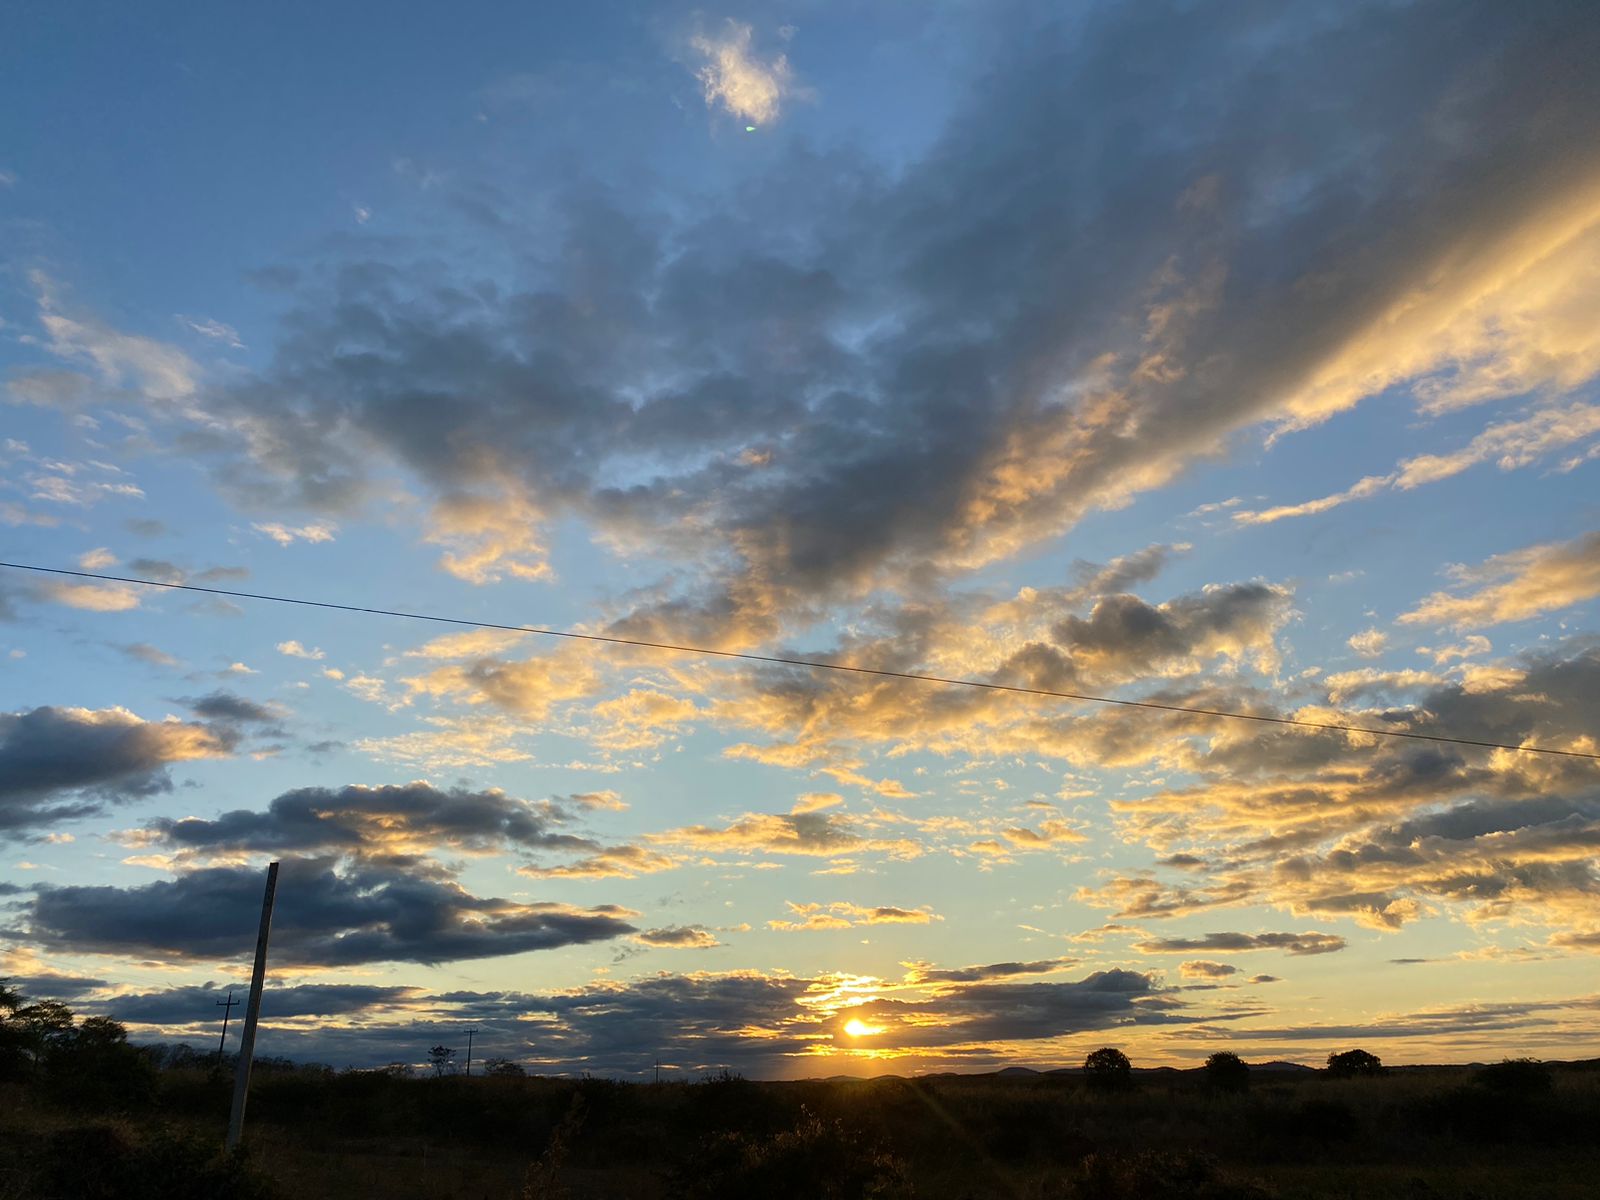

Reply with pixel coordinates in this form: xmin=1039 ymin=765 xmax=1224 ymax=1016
xmin=673 ymin=1108 xmax=910 ymax=1200
xmin=1473 ymin=1057 xmax=1552 ymax=1096
xmin=1325 ymin=1049 xmax=1383 ymax=1078
xmin=1284 ymin=1098 xmax=1359 ymax=1143
xmin=1083 ymin=1048 xmax=1133 ymax=1091
xmin=1203 ymin=1052 xmax=1250 ymax=1093
xmin=31 ymin=1124 xmax=279 ymax=1200
xmin=1066 ymin=1149 xmax=1276 ymax=1199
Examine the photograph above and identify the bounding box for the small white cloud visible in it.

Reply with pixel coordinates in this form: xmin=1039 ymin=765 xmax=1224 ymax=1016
xmin=276 ymin=640 xmax=326 ymax=660
xmin=77 ymin=547 xmax=116 ymax=570
xmin=1347 ymin=627 xmax=1388 ymax=658
xmin=689 ymin=20 xmax=798 ymax=125
xmin=352 ymin=203 xmax=372 ymax=224
xmin=252 ymin=521 xmax=337 ymax=546
xmin=40 ymin=581 xmax=141 ymax=612
xmin=180 ymin=315 xmax=245 ymax=350
xmin=0 ymin=169 xmax=16 ymax=188
xmin=322 ymin=667 xmax=345 ymax=680
xmin=224 ymin=662 xmax=257 ymax=675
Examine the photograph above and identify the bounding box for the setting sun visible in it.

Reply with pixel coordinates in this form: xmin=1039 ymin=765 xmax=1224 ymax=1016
xmin=843 ymin=1018 xmax=881 ymax=1038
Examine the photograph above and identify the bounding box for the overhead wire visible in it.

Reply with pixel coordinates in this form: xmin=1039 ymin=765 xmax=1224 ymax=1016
xmin=1 ymin=560 xmax=1595 ymax=762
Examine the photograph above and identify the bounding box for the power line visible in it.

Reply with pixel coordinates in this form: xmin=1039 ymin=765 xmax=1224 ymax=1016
xmin=2 ymin=559 xmax=1595 ymax=762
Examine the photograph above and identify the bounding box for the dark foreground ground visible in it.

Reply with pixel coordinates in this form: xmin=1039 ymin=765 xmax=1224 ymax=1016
xmin=2 ymin=1059 xmax=1598 ymax=1199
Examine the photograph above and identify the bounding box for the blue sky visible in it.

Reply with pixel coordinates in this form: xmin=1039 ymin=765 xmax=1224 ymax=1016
xmin=3 ymin=1 xmax=1600 ymax=1076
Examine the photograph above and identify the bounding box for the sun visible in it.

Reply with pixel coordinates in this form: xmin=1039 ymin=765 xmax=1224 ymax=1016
xmin=843 ymin=1017 xmax=881 ymax=1038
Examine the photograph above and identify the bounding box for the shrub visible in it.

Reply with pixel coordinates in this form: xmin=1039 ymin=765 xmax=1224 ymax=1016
xmin=1203 ymin=1051 xmax=1250 ymax=1093
xmin=1067 ymin=1148 xmax=1276 ymax=1199
xmin=1325 ymin=1048 xmax=1383 ymax=1078
xmin=1083 ymin=1048 xmax=1133 ymax=1091
xmin=1473 ymin=1057 xmax=1552 ymax=1096
xmin=1285 ymin=1098 xmax=1359 ymax=1142
xmin=673 ymin=1108 xmax=910 ymax=1200
xmin=32 ymin=1124 xmax=279 ymax=1200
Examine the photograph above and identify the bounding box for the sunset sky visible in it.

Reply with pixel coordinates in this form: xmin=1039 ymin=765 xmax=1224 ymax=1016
xmin=3 ymin=1 xmax=1600 ymax=1077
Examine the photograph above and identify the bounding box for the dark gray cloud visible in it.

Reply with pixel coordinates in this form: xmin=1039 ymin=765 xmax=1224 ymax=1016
xmin=194 ymin=3 xmax=1600 ymax=642
xmin=116 ymin=642 xmax=180 ymax=668
xmin=182 ymin=690 xmax=284 ymax=726
xmin=851 ymin=969 xmax=1209 ymax=1048
xmin=0 ymin=706 xmax=229 ymax=837
xmin=92 ymin=983 xmax=415 ymax=1025
xmin=1135 ymin=932 xmax=1347 ymax=956
xmin=140 ymin=781 xmax=595 ymax=859
xmin=125 ymin=559 xmax=249 ymax=586
xmin=3 ymin=972 xmax=108 ymax=1002
xmin=902 ymin=957 xmax=1077 ymax=984
xmin=22 ymin=856 xmax=636 ymax=966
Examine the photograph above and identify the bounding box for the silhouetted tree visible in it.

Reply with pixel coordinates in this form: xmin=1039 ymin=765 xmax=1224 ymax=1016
xmin=1204 ymin=1050 xmax=1250 ymax=1092
xmin=484 ymin=1057 xmax=526 ymax=1077
xmin=1083 ymin=1047 xmax=1133 ymax=1090
xmin=428 ymin=1045 xmax=456 ymax=1077
xmin=44 ymin=1014 xmax=156 ymax=1109
xmin=1 ymin=995 xmax=73 ymax=1081
xmin=1325 ymin=1048 xmax=1383 ymax=1078
xmin=1473 ymin=1057 xmax=1552 ymax=1095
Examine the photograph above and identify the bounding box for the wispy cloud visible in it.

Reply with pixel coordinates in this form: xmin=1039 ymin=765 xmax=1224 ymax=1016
xmin=1400 ymin=531 xmax=1600 ymax=629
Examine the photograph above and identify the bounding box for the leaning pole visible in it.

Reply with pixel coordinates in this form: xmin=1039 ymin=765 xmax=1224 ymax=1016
xmin=226 ymin=860 xmax=280 ymax=1151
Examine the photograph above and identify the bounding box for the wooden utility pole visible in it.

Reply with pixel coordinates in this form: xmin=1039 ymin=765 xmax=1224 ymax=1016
xmin=215 ymin=989 xmax=239 ymax=1062
xmin=464 ymin=1027 xmax=477 ymax=1076
xmin=226 ymin=861 xmax=279 ymax=1151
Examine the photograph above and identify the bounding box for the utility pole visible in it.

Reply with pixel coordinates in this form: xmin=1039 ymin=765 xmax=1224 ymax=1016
xmin=226 ymin=860 xmax=279 ymax=1152
xmin=654 ymin=1056 xmax=661 ymax=1085
xmin=215 ymin=989 xmax=239 ymax=1063
xmin=464 ymin=1027 xmax=476 ymax=1076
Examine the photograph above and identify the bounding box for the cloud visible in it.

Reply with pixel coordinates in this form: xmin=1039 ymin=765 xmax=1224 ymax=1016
xmin=29 ymin=271 xmax=199 ymax=402
xmin=1399 ymin=531 xmax=1600 ymax=629
xmin=1347 ymin=628 xmax=1388 ymax=658
xmin=354 ymin=716 xmax=539 ymax=770
xmin=0 ymin=706 xmax=230 ymax=838
xmin=35 ymin=581 xmax=142 ymax=611
xmin=276 ymin=640 xmax=325 ymax=660
xmin=1234 ymin=474 xmax=1393 ymax=526
xmin=180 ymin=316 xmax=245 ymax=349
xmin=656 ymin=810 xmax=921 ymax=862
xmin=77 ymin=547 xmax=115 ymax=570
xmin=518 ymin=843 xmax=678 ymax=880
xmin=791 ymin=792 xmax=843 ymax=814
xmin=635 ymin=925 xmax=722 ymax=949
xmin=133 ymin=781 xmax=594 ymax=861
xmin=97 ymin=983 xmax=414 ymax=1025
xmin=689 ymin=20 xmax=797 ymax=125
xmin=251 ymin=521 xmax=337 ymax=546
xmin=564 ymin=790 xmax=626 ymax=812
xmin=181 ymin=691 xmax=285 ymax=726
xmin=23 ymin=856 xmax=637 ymax=966
xmin=767 ymin=900 xmax=940 ymax=931
xmin=1179 ymin=960 xmax=1239 ymax=980
xmin=1134 ymin=932 xmax=1347 ymax=956
xmin=169 ymin=5 xmax=1600 ymax=648
xmin=900 ymin=958 xmax=1076 ymax=985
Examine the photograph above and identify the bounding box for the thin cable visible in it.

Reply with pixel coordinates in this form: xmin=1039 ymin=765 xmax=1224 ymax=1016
xmin=3 ymin=560 xmax=1595 ymax=762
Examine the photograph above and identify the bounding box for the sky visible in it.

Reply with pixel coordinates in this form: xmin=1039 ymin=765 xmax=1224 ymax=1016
xmin=2 ymin=0 xmax=1600 ymax=1078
